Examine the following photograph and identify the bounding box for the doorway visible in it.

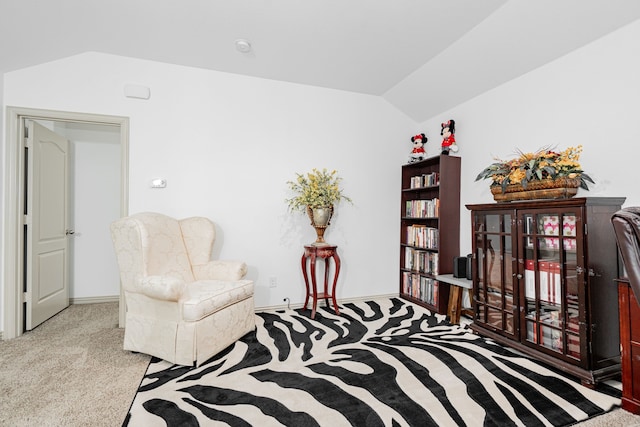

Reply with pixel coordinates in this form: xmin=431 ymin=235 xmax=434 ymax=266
xmin=3 ymin=107 xmax=129 ymax=339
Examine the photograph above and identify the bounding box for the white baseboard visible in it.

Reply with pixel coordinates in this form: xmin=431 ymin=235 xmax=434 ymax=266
xmin=67 ymin=293 xmax=399 ymax=314
xmin=255 ymin=293 xmax=399 ymax=312
xmin=70 ymin=295 xmax=120 ymax=305
xmin=70 ymin=293 xmax=399 ymax=311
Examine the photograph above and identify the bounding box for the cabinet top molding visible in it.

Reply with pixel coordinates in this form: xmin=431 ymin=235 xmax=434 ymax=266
xmin=466 ymin=197 xmax=626 ymax=211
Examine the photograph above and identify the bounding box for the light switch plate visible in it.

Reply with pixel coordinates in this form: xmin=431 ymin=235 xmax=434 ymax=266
xmin=151 ymin=178 xmax=167 ymax=188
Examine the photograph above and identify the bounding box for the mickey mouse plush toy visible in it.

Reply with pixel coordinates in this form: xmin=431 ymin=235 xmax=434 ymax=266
xmin=440 ymin=119 xmax=458 ymax=155
xmin=408 ymin=133 xmax=427 ymax=163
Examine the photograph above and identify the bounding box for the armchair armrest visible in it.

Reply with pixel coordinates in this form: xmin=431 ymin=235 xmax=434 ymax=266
xmin=192 ymin=260 xmax=247 ymax=281
xmin=138 ymin=276 xmax=185 ymax=301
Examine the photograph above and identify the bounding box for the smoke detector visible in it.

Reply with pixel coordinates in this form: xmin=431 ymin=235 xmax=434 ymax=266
xmin=235 ymin=39 xmax=252 ymax=53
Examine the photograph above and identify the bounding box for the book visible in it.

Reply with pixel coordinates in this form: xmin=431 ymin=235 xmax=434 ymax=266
xmin=525 ymin=259 xmax=535 ymax=299
xmin=543 ymin=215 xmax=560 ymax=249
xmin=538 ymin=260 xmax=551 ymax=302
xmin=526 ymin=318 xmax=538 ymax=343
xmin=549 ymin=261 xmax=561 ymax=304
xmin=563 ymin=215 xmax=577 ymax=250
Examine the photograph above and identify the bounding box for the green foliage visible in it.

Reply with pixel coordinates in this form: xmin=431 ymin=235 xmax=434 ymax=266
xmin=286 ymin=168 xmax=352 ymax=212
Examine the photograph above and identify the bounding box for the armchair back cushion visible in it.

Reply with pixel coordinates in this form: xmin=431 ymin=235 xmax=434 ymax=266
xmin=138 ymin=213 xmax=195 ymax=282
xmin=180 ymin=216 xmax=216 ymax=267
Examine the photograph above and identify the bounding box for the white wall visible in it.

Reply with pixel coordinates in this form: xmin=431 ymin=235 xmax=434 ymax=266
xmin=2 ymin=52 xmax=416 ymax=314
xmin=62 ymin=123 xmax=121 ymax=299
xmin=420 ymin=18 xmax=640 ymax=255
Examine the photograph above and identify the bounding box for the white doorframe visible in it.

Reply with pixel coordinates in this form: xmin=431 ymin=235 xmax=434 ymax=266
xmin=3 ymin=106 xmax=129 ymax=339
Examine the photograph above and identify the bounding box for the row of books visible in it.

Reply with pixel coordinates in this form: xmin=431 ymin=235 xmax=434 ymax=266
xmin=402 ymin=272 xmax=439 ymax=305
xmin=525 ymin=315 xmax=580 ymax=358
xmin=404 ymin=247 xmax=439 ymax=274
xmin=524 ymin=259 xmax=562 ymax=305
xmin=526 ymin=305 xmax=579 ymax=327
xmin=524 ymin=214 xmax=578 ymax=251
xmin=405 ymin=198 xmax=439 ymax=218
xmin=525 ymin=214 xmax=577 ymax=237
xmin=409 ymin=172 xmax=439 ymax=189
xmin=405 ymin=225 xmax=439 ymax=249
xmin=526 ymin=320 xmax=563 ymax=353
xmin=526 ymin=237 xmax=577 ymax=251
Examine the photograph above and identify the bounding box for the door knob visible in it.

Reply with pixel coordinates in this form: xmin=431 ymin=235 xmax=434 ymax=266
xmin=65 ymin=229 xmax=75 ymax=235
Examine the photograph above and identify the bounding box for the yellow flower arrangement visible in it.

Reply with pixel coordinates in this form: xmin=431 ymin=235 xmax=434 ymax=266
xmin=286 ymin=168 xmax=352 ymax=212
xmin=475 ymin=145 xmax=594 ymax=193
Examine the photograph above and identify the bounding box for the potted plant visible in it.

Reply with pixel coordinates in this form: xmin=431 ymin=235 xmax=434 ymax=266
xmin=286 ymin=168 xmax=352 ymax=244
xmin=475 ymin=145 xmax=594 ymax=202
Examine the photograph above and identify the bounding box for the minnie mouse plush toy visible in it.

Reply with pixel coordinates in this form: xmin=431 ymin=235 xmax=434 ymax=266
xmin=408 ymin=133 xmax=427 ymax=163
xmin=440 ymin=120 xmax=458 ymax=155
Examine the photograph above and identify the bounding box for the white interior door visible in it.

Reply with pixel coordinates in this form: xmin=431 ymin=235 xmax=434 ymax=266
xmin=26 ymin=120 xmax=70 ymax=330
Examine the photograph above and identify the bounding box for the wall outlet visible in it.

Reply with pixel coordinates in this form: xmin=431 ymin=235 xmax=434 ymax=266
xmin=269 ymin=276 xmax=277 ymax=288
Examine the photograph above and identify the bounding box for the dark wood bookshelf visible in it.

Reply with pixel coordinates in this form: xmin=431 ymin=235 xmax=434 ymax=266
xmin=399 ymin=155 xmax=461 ymax=314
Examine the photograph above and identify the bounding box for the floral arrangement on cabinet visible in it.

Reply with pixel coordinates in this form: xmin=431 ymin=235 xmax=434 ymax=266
xmin=475 ymin=145 xmax=594 ymax=194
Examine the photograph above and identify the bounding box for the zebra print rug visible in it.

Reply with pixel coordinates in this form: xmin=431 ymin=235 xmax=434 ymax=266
xmin=124 ymin=298 xmax=620 ymax=426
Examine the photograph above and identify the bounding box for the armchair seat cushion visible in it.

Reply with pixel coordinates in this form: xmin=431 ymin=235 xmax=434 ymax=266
xmin=182 ymin=279 xmax=254 ymax=322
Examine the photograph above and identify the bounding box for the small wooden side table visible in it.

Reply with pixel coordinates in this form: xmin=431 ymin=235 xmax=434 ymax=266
xmin=301 ymin=244 xmax=341 ymax=319
xmin=436 ymin=274 xmax=473 ymax=324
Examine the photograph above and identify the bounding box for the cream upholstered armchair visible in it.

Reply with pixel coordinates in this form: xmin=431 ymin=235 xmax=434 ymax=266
xmin=110 ymin=212 xmax=255 ymax=366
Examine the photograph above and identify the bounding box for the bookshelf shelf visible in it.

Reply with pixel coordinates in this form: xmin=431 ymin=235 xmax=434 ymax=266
xmin=399 ymin=155 xmax=460 ymax=314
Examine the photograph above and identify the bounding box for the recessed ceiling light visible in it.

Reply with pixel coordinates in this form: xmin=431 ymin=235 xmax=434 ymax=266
xmin=235 ymin=39 xmax=252 ymax=53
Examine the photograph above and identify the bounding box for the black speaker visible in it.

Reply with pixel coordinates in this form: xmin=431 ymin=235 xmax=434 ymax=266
xmin=466 ymin=254 xmax=472 ymax=280
xmin=453 ymin=257 xmax=467 ymax=278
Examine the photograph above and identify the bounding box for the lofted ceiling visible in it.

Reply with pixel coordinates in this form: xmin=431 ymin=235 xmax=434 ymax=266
xmin=1 ymin=0 xmax=640 ymax=122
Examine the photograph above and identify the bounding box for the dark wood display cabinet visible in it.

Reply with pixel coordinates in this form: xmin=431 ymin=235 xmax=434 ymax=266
xmin=466 ymin=197 xmax=625 ymax=387
xmin=399 ymin=155 xmax=460 ymax=315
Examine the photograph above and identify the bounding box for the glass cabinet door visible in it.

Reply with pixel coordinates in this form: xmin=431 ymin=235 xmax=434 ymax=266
xmin=521 ymin=209 xmax=582 ymax=360
xmin=473 ymin=211 xmax=516 ymax=336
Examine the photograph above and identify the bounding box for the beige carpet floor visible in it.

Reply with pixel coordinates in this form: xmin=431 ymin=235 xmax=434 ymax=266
xmin=1 ymin=302 xmax=640 ymax=426
xmin=0 ymin=302 xmax=150 ymax=427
